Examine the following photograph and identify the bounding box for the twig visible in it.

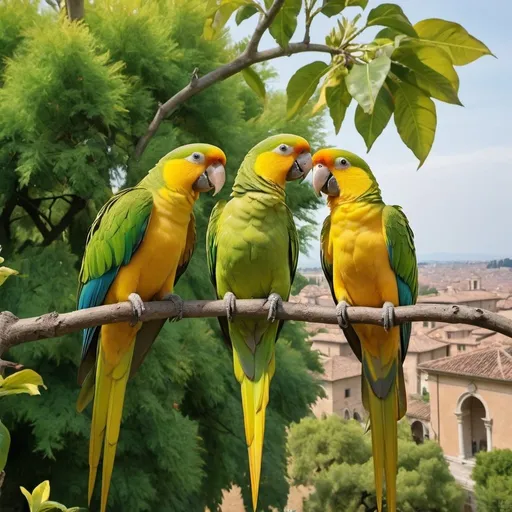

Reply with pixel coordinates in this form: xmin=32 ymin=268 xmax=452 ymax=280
xmin=134 ymin=42 xmax=346 ymax=158
xmin=0 ymin=301 xmax=511 ymax=357
xmin=245 ymin=0 xmax=285 ymax=56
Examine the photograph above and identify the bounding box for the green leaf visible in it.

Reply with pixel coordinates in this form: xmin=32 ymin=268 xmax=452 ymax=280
xmin=268 ymin=0 xmax=301 ymax=47
xmin=321 ymin=0 xmax=368 ymax=17
xmin=0 ymin=420 xmax=11 ymax=472
xmin=30 ymin=480 xmax=51 ymax=512
xmin=286 ymin=61 xmax=330 ymax=119
xmin=21 ymin=486 xmax=33 ymax=511
xmin=203 ymin=0 xmax=251 ymax=40
xmin=0 ymin=369 xmax=47 ymax=397
xmin=393 ymin=80 xmax=436 ymax=167
xmin=345 ymin=54 xmax=391 ymax=114
xmin=39 ymin=502 xmax=68 ymax=512
xmin=367 ymin=3 xmax=417 ymax=38
xmin=326 ymin=80 xmax=352 ymax=134
xmin=355 ymin=85 xmax=394 ymax=150
xmin=241 ymin=66 xmax=266 ymax=100
xmin=235 ymin=4 xmax=258 ymax=24
xmin=392 ymin=45 xmax=461 ymax=104
xmin=414 ymin=18 xmax=493 ymax=65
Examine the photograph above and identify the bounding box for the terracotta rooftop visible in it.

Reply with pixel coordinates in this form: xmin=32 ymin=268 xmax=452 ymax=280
xmin=298 ymin=285 xmax=330 ymax=298
xmin=408 ymin=334 xmax=447 ymax=353
xmin=419 ymin=343 xmax=512 ymax=382
xmin=407 ymin=397 xmax=431 ymax=421
xmin=442 ymin=324 xmax=475 ymax=333
xmin=418 ymin=290 xmax=498 ymax=304
xmin=321 ymin=355 xmax=361 ymax=382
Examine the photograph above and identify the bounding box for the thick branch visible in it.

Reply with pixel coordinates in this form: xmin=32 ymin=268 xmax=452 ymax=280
xmin=65 ymin=0 xmax=84 ymax=20
xmin=246 ymin=0 xmax=285 ymax=56
xmin=1 ymin=301 xmax=511 ymax=354
xmin=134 ymin=42 xmax=343 ymax=158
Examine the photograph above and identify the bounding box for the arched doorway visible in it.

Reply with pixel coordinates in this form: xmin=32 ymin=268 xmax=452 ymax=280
xmin=456 ymin=393 xmax=491 ymax=458
xmin=343 ymin=409 xmax=350 ymax=420
xmin=411 ymin=421 xmax=425 ymax=444
xmin=353 ymin=411 xmax=362 ymax=422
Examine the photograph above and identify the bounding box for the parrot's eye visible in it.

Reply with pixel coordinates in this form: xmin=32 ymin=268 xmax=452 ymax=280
xmin=273 ymin=144 xmax=293 ymax=156
xmin=335 ymin=157 xmax=351 ymax=169
xmin=186 ymin=152 xmax=205 ymax=164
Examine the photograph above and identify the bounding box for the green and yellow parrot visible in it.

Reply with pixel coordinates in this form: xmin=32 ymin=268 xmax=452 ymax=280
xmin=76 ymin=143 xmax=226 ymax=512
xmin=206 ymin=134 xmax=312 ymax=510
xmin=312 ymin=149 xmax=418 ymax=512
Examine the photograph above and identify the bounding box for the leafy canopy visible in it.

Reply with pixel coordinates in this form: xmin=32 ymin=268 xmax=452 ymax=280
xmin=288 ymin=415 xmax=465 ymax=512
xmin=206 ymin=0 xmax=492 ymax=167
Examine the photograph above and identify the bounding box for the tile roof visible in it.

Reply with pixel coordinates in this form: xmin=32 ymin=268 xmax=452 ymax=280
xmin=407 ymin=397 xmax=431 ymax=421
xmin=419 ymin=343 xmax=512 ymax=382
xmin=408 ymin=334 xmax=447 ymax=353
xmin=321 ymin=355 xmax=361 ymax=382
xmin=498 ymin=298 xmax=512 ymax=310
xmin=418 ymin=290 xmax=499 ymax=304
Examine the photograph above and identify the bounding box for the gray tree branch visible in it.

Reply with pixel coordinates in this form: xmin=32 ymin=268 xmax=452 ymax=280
xmin=246 ymin=0 xmax=285 ymax=56
xmin=134 ymin=41 xmax=345 ymax=158
xmin=0 ymin=301 xmax=510 ymax=359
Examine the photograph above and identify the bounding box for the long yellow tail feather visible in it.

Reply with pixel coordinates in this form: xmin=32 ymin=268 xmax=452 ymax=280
xmin=89 ymin=336 xmax=134 ymax=512
xmin=366 ymin=375 xmax=398 ymax=512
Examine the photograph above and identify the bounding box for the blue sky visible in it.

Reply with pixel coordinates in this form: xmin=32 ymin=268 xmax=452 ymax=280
xmin=229 ymin=1 xmax=511 ymax=265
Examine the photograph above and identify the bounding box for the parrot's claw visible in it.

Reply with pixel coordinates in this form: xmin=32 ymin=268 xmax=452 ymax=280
xmin=382 ymin=301 xmax=395 ymax=331
xmin=162 ymin=293 xmax=184 ymax=322
xmin=224 ymin=292 xmax=237 ymax=322
xmin=128 ymin=293 xmax=145 ymax=326
xmin=266 ymin=293 xmax=282 ymax=323
xmin=336 ymin=301 xmax=350 ymax=329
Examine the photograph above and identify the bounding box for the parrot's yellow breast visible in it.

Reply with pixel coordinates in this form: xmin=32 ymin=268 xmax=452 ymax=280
xmin=106 ymin=191 xmax=190 ymax=306
xmin=330 ymin=201 xmax=399 ymax=357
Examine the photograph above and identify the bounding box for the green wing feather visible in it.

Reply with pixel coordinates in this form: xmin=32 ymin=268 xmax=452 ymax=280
xmin=77 ymin=187 xmax=154 ymax=384
xmin=382 ymin=205 xmax=418 ymax=361
xmin=206 ymin=201 xmax=231 ymax=346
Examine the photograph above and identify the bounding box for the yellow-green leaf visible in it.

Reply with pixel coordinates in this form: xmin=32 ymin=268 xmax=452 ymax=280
xmin=346 ymin=54 xmax=391 ymax=114
xmin=0 ymin=369 xmax=47 ymax=397
xmin=326 ymin=80 xmax=352 ymax=134
xmin=286 ymin=61 xmax=330 ymax=119
xmin=203 ymin=0 xmax=252 ymax=40
xmin=235 ymin=3 xmax=258 ymax=25
xmin=392 ymin=45 xmax=461 ymax=105
xmin=0 ymin=420 xmax=10 ymax=472
xmin=414 ymin=18 xmax=493 ymax=65
xmin=367 ymin=3 xmax=417 ymax=38
xmin=268 ymin=0 xmax=301 ymax=48
xmin=21 ymin=486 xmax=33 ymax=510
xmin=321 ymin=0 xmax=368 ymax=17
xmin=241 ymin=66 xmax=266 ymax=101
xmin=355 ymin=85 xmax=394 ymax=151
xmin=31 ymin=480 xmax=51 ymax=511
xmin=0 ymin=255 xmax=18 ymax=287
xmin=39 ymin=501 xmax=68 ymax=512
xmin=393 ymin=81 xmax=436 ymax=167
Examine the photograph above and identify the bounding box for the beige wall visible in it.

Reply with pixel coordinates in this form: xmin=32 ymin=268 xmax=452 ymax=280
xmin=404 ymin=347 xmax=449 ymax=396
xmin=311 ymin=381 xmax=333 ymax=417
xmin=332 ymin=376 xmax=365 ymax=420
xmin=311 ymin=341 xmax=340 ymax=357
xmin=428 ymin=373 xmax=512 ymax=458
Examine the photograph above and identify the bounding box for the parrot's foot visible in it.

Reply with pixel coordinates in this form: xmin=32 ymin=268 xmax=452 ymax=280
xmin=162 ymin=293 xmax=184 ymax=322
xmin=128 ymin=293 xmax=145 ymax=326
xmin=224 ymin=292 xmax=237 ymax=322
xmin=382 ymin=301 xmax=395 ymax=331
xmin=266 ymin=293 xmax=282 ymax=323
xmin=336 ymin=301 xmax=350 ymax=329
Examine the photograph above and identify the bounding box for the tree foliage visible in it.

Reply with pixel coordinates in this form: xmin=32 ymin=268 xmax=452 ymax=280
xmin=0 ymin=1 xmax=325 ymax=510
xmin=487 ymin=258 xmax=512 ymax=269
xmin=203 ymin=0 xmax=492 ymax=167
xmin=473 ymin=449 xmax=512 ymax=512
xmin=288 ymin=415 xmax=465 ymax=512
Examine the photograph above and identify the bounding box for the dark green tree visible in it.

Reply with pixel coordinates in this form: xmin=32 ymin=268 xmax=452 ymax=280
xmin=473 ymin=449 xmax=512 ymax=512
xmin=288 ymin=415 xmax=465 ymax=512
xmin=0 ymin=1 xmax=324 ymax=510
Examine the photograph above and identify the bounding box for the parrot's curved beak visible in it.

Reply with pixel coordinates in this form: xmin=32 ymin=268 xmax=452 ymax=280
xmin=193 ymin=162 xmax=226 ymax=196
xmin=286 ymin=151 xmax=313 ymax=181
xmin=312 ymin=163 xmax=340 ymax=197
